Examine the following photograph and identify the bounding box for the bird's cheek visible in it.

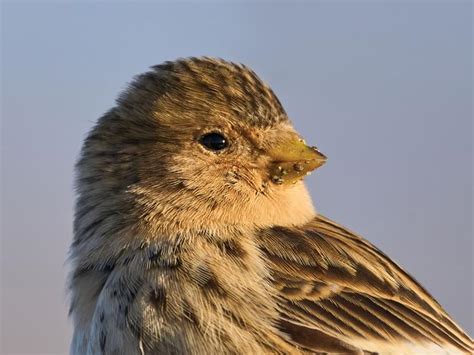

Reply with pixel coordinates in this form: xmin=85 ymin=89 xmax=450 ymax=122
xmin=225 ymin=169 xmax=240 ymax=185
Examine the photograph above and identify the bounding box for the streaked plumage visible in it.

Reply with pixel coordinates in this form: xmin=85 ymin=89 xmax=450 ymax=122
xmin=69 ymin=57 xmax=473 ymax=354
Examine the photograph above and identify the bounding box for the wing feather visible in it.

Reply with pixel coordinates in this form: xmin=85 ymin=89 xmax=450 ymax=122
xmin=259 ymin=215 xmax=473 ymax=353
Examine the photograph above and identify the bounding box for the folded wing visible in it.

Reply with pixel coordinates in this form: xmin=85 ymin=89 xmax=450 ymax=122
xmin=258 ymin=215 xmax=473 ymax=354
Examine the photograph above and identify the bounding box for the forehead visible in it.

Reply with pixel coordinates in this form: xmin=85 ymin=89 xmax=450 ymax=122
xmin=152 ymin=57 xmax=289 ymax=128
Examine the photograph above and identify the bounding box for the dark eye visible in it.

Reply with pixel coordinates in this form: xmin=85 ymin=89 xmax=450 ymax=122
xmin=199 ymin=132 xmax=229 ymax=151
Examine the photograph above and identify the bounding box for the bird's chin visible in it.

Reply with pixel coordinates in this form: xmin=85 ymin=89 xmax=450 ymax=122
xmin=234 ymin=180 xmax=317 ymax=228
xmin=130 ymin=176 xmax=316 ymax=234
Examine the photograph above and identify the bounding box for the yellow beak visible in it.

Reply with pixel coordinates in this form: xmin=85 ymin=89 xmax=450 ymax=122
xmin=268 ymin=138 xmax=326 ymax=185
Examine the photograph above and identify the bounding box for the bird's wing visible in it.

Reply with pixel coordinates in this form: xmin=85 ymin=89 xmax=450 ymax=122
xmin=258 ymin=214 xmax=473 ymax=354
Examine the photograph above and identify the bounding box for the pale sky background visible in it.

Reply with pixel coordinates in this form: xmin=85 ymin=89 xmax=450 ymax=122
xmin=1 ymin=1 xmax=472 ymax=354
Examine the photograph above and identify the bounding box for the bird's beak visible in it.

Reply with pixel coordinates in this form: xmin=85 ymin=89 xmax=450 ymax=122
xmin=268 ymin=138 xmax=327 ymax=185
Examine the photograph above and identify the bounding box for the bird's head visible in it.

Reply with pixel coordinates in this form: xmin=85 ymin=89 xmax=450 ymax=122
xmin=76 ymin=58 xmax=326 ymax=237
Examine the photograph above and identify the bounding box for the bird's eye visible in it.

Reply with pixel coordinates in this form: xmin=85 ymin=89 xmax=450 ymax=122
xmin=199 ymin=132 xmax=229 ymax=151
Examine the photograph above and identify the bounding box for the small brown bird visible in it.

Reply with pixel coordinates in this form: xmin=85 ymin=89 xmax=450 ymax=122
xmin=68 ymin=57 xmax=473 ymax=354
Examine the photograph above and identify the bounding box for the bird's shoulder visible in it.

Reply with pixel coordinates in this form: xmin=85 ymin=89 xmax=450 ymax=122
xmin=257 ymin=214 xmax=474 ymax=354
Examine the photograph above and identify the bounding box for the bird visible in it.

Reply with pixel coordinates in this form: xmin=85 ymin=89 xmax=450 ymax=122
xmin=68 ymin=57 xmax=473 ymax=355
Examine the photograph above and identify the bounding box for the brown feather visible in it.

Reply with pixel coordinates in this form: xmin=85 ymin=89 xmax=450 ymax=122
xmin=258 ymin=214 xmax=474 ymax=353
